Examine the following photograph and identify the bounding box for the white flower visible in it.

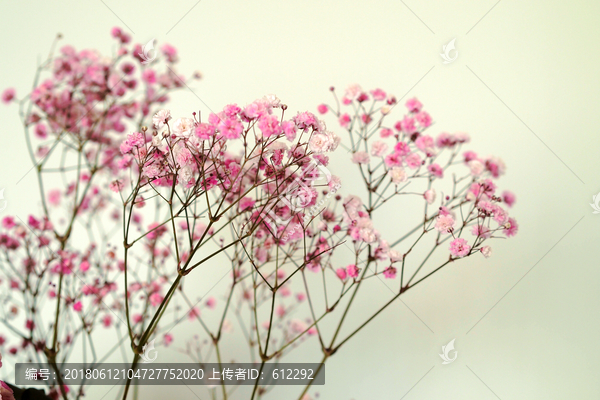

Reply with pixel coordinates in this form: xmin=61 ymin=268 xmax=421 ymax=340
xmin=172 ymin=117 xmax=195 ymax=137
xmin=326 ymin=131 xmax=340 ymax=152
xmin=389 ymin=167 xmax=407 ymax=184
xmin=370 ymin=141 xmax=388 ymax=157
xmin=469 ymin=160 xmax=484 ymax=176
xmin=152 ymin=109 xmax=171 ymax=129
xmin=381 ymin=105 xmax=391 ymax=115
xmin=309 ymin=133 xmax=331 ymax=154
xmin=359 ymin=227 xmax=377 ymax=243
xmin=424 ymin=189 xmax=436 ymax=205
xmin=263 ymin=94 xmax=281 ymax=108
xmin=344 ymin=83 xmax=363 ymax=100
xmin=179 ymin=166 xmax=193 ymax=184
xmin=389 ymin=249 xmax=403 ymax=263
xmin=151 ymin=134 xmax=162 ymax=147
xmin=481 ymin=246 xmax=492 ymax=258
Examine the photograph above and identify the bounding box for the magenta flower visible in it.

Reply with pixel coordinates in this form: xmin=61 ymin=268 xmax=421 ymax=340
xmin=449 ymin=238 xmax=471 ymax=258
xmin=1 ymin=88 xmax=15 ymax=104
xmin=383 ymin=266 xmax=397 ymax=279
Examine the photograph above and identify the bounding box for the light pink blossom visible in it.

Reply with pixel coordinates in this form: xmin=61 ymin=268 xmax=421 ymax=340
xmin=449 ymin=238 xmax=471 ymax=258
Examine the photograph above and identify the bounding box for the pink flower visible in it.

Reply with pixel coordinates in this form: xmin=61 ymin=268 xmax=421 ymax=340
xmin=485 ymin=156 xmax=506 ymax=178
xmin=218 ymin=117 xmax=243 ymax=139
xmin=48 ymin=189 xmax=61 ymax=206
xmin=336 ymin=268 xmax=347 ymax=281
xmin=258 ymin=114 xmax=282 ymax=137
xmin=352 ymin=151 xmax=370 ymax=164
xmin=405 ymin=153 xmax=421 ymax=169
xmin=109 ymin=179 xmax=123 ymax=193
xmin=502 ymin=191 xmax=516 ymax=207
xmin=463 ymin=150 xmax=478 ymax=162
xmin=73 ymin=301 xmax=83 ymax=312
xmin=382 ymin=266 xmax=397 ymax=279
xmin=380 ymin=128 xmax=393 ymax=138
xmin=195 ymin=123 xmax=216 ymax=139
xmin=223 ymin=103 xmax=241 ymax=117
xmin=147 ymin=222 xmax=167 ymax=240
xmin=2 ymin=88 xmax=15 ymax=104
xmin=504 ymin=217 xmax=518 ymax=237
xmin=427 ymin=163 xmax=443 ymax=178
xmin=79 ymin=260 xmax=90 ymax=272
xmin=34 ymin=123 xmax=48 ymax=139
xmin=282 ymin=120 xmax=297 ymax=141
xmin=346 ymin=264 xmax=359 ymax=278
xmin=339 ymin=113 xmax=351 ymax=128
xmin=394 ymin=142 xmax=411 ymax=156
xmin=415 ymin=111 xmax=432 ymax=127
xmin=435 ymin=214 xmax=455 ymax=233
xmin=493 ymin=205 xmax=508 ymax=225
xmin=160 ymin=43 xmax=178 ymax=63
xmin=176 ymin=148 xmax=193 ymax=167
xmin=205 ymin=297 xmax=216 ymax=309
xmin=163 ymin=333 xmax=174 ymax=347
xmin=405 ymin=97 xmax=422 ymax=113
xmin=384 ymin=152 xmax=403 ymax=167
xmin=188 ymin=307 xmax=200 ymax=320
xmin=471 ymin=224 xmax=491 ymax=239
xmin=149 ymin=292 xmax=164 ymax=307
xmin=449 ymin=238 xmax=471 ymax=258
xmin=239 ymin=197 xmax=255 ymax=211
xmin=397 ymin=116 xmax=416 ymax=134
xmin=25 ymin=319 xmax=34 ymax=330
xmin=415 ymin=135 xmax=435 ymax=154
xmin=102 ymin=315 xmax=113 ymax=328
xmin=370 ymin=88 xmax=386 ymax=101
xmin=142 ymin=69 xmax=156 ymax=83
xmin=317 ymin=104 xmax=328 ymax=114
xmin=2 ymin=216 xmax=15 ymax=229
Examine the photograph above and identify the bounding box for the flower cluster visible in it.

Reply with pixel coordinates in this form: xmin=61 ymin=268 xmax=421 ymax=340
xmin=319 ymin=84 xmax=517 ymax=270
xmin=0 ymin=28 xmax=519 ymax=400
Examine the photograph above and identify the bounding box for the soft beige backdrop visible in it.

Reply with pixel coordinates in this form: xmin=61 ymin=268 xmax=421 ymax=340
xmin=1 ymin=0 xmax=599 ymax=399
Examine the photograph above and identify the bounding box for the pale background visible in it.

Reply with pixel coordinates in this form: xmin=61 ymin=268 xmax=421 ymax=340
xmin=1 ymin=0 xmax=599 ymax=399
